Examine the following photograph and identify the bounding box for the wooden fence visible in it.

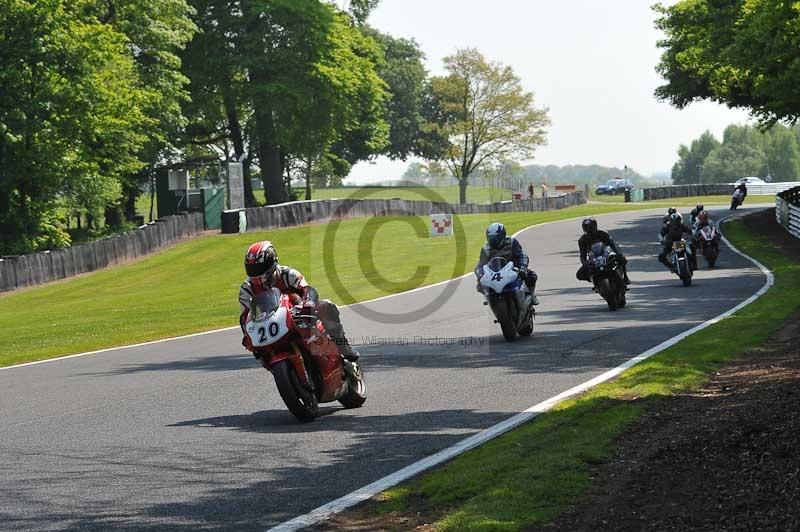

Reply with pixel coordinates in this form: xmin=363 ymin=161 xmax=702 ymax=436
xmin=221 ymin=191 xmax=587 ymax=233
xmin=0 ymin=212 xmax=205 ymax=293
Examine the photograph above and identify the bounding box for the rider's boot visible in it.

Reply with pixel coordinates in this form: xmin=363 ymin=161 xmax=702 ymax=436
xmin=326 ymin=324 xmax=360 ymax=361
xmin=525 ymin=271 xmax=540 ymax=306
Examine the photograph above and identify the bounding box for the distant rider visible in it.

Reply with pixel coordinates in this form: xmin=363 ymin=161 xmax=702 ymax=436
xmin=692 ymin=210 xmax=720 ymax=245
xmin=662 ymin=207 xmax=677 ymax=225
xmin=238 ymin=241 xmax=360 ymax=361
xmin=576 ymin=217 xmax=631 ymax=285
xmin=475 ymin=222 xmax=540 ymax=305
xmin=689 ymin=204 xmax=704 ymax=225
xmin=659 ymin=213 xmax=697 ymax=272
xmin=733 ymin=182 xmax=748 ymax=208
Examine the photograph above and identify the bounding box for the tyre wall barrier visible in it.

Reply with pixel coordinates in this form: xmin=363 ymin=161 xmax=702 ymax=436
xmin=776 ymin=186 xmax=800 ymax=239
xmin=221 ymin=191 xmax=587 ymax=233
xmin=0 ymin=212 xmax=205 ymax=293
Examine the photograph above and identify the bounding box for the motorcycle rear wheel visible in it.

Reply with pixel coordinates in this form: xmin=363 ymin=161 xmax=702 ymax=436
xmin=272 ymin=359 xmax=319 ymax=422
xmin=338 ymin=362 xmax=367 ymax=409
xmin=518 ymin=310 xmax=534 ymax=336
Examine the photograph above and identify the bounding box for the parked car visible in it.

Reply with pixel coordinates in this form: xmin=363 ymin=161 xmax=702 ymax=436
xmin=734 ymin=176 xmax=766 ymax=185
xmin=595 ymin=178 xmax=633 ymax=195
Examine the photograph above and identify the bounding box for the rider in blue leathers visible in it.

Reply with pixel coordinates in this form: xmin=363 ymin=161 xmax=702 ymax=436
xmin=475 ymin=223 xmax=540 ymax=305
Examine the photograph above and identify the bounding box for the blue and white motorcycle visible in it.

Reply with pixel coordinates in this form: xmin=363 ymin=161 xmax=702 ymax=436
xmin=476 ymin=257 xmax=535 ymax=342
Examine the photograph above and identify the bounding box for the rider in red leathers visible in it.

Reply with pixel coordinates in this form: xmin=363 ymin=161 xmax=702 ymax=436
xmin=239 ymin=241 xmax=359 ymax=361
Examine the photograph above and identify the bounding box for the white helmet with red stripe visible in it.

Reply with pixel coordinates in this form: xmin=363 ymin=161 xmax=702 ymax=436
xmin=244 ymin=241 xmax=278 ymax=283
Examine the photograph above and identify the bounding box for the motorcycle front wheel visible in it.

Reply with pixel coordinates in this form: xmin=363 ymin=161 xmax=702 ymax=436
xmin=272 ymin=359 xmax=319 ymax=422
xmin=704 ymin=246 xmax=717 ymax=268
xmin=599 ymin=277 xmax=618 ymax=311
xmin=493 ymin=295 xmax=518 ymax=342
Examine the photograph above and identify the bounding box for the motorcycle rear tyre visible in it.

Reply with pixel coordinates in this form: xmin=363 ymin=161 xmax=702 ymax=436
xmin=272 ymin=359 xmax=319 ymax=422
xmin=338 ymin=362 xmax=367 ymax=409
xmin=518 ymin=311 xmax=534 ymax=336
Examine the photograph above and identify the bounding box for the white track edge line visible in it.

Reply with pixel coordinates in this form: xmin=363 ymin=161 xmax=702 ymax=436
xmin=265 ymin=211 xmax=774 ymax=532
xmin=0 ymin=210 xmax=612 ymax=372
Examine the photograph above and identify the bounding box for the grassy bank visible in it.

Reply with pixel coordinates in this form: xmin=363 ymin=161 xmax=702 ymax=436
xmin=1 ymin=203 xmax=659 ymax=367
xmin=357 ymin=217 xmax=800 ymax=531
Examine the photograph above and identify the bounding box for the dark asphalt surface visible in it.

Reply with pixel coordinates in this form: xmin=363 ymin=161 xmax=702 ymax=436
xmin=0 ymin=207 xmax=767 ymax=531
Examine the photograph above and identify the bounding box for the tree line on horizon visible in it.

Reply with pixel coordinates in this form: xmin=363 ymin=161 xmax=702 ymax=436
xmin=670 ymin=124 xmax=800 ymax=185
xmin=401 ymin=161 xmax=647 ymax=188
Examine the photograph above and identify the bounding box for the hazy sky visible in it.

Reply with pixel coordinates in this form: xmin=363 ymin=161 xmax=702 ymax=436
xmin=347 ymin=0 xmax=751 ymax=183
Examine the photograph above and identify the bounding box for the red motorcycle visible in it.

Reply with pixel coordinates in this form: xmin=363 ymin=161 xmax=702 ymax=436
xmin=244 ymin=288 xmax=366 ymax=422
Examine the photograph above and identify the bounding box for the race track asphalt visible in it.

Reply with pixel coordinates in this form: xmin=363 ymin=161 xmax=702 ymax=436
xmin=0 ymin=207 xmax=768 ymax=531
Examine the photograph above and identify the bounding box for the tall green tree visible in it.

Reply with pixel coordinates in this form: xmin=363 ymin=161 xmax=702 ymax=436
xmin=765 ymin=125 xmax=800 ymax=181
xmin=237 ymin=0 xmax=388 ymax=204
xmin=82 ymin=0 xmax=196 ymax=222
xmin=671 ymin=130 xmax=720 ymax=184
xmin=701 ymin=144 xmax=766 ymax=183
xmin=181 ymin=0 xmax=256 ymax=204
xmin=424 ymin=48 xmax=550 ymax=203
xmin=0 ymin=0 xmax=152 ymax=253
xmin=655 ymin=0 xmax=800 ymax=125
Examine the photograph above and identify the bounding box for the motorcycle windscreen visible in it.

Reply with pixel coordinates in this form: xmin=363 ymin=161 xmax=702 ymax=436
xmin=589 ymin=242 xmax=606 ymax=260
xmin=486 ymin=256 xmax=509 ymax=272
xmin=251 ymin=288 xmax=281 ymax=318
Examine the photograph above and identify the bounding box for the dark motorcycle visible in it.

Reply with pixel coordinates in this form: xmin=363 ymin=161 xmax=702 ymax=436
xmin=670 ymin=239 xmax=694 ymax=287
xmin=477 ymin=257 xmax=535 ymax=342
xmin=585 ymin=242 xmax=627 ymax=311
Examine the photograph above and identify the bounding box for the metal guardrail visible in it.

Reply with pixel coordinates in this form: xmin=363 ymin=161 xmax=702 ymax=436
xmin=743 ymin=182 xmax=798 ymax=195
xmin=776 ymin=185 xmax=800 ymax=239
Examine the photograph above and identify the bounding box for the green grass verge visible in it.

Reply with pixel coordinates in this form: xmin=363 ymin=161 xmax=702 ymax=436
xmin=370 ymin=218 xmax=799 ymax=531
xmin=1 ymin=203 xmax=665 ymax=367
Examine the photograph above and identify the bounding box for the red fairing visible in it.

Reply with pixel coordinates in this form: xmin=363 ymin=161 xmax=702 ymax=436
xmin=247 ymin=291 xmax=347 ymax=404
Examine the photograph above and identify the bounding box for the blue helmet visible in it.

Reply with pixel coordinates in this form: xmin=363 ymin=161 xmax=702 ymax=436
xmin=486 ymin=222 xmax=506 ymax=249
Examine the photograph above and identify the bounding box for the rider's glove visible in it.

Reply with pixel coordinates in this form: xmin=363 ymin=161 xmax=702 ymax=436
xmin=242 ymin=335 xmax=253 ymax=351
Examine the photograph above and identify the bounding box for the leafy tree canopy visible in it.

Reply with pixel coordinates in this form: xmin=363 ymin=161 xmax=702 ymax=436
xmin=424 ymin=48 xmax=550 ymax=203
xmin=655 ymin=0 xmax=800 ymax=125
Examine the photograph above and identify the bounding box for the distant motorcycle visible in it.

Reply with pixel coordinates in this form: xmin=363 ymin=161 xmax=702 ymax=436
xmin=244 ymin=288 xmax=367 ymax=422
xmin=730 ymin=189 xmax=745 ymax=210
xmin=697 ymin=225 xmax=721 ymax=268
xmin=585 ymin=242 xmax=627 ymax=311
xmin=670 ymin=239 xmax=694 ymax=287
xmin=477 ymin=257 xmax=535 ymax=342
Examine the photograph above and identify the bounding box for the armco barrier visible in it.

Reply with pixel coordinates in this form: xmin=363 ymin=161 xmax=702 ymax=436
xmin=776 ymin=186 xmax=800 ymax=239
xmin=221 ymin=191 xmax=587 ymax=233
xmin=630 ymin=181 xmax=799 ymax=202
xmin=636 ymin=184 xmax=733 ymax=201
xmin=0 ymin=212 xmax=205 ymax=293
